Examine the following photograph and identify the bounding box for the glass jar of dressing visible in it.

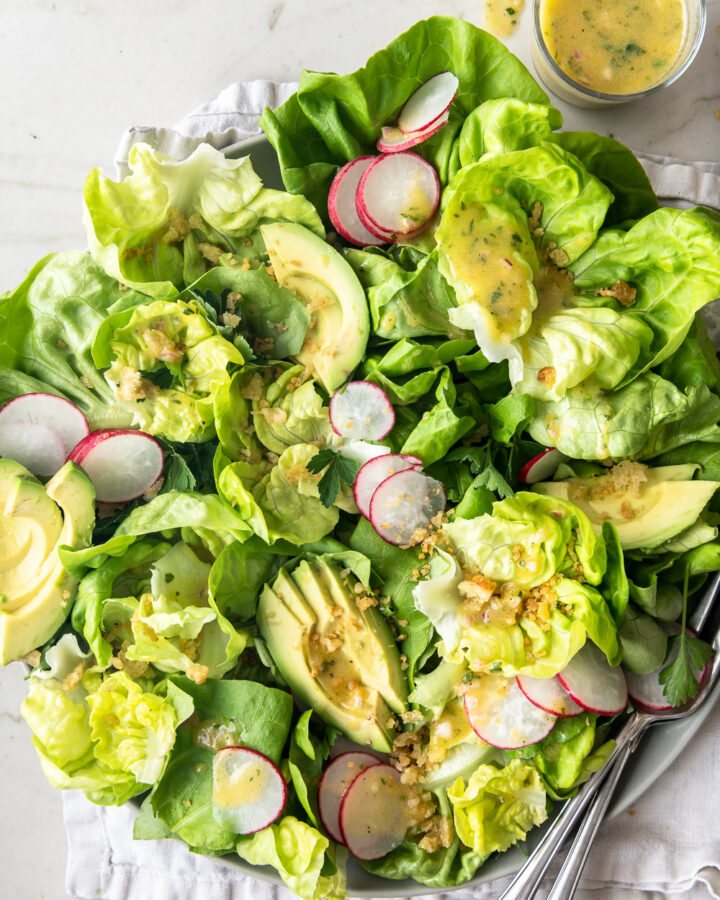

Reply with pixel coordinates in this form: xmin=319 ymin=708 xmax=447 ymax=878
xmin=531 ymin=0 xmax=706 ymax=107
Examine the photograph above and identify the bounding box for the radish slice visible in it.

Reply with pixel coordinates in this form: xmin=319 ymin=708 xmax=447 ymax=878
xmin=369 ymin=468 xmax=446 ymax=546
xmin=626 ymin=626 xmax=709 ymax=711
xmin=338 ymin=439 xmax=391 ymax=469
xmin=339 ymin=763 xmax=410 ymax=860
xmin=0 ymin=421 xmax=66 ymax=477
xmin=328 ymin=157 xmax=388 ymax=247
xmin=68 ymin=429 xmax=163 ymax=503
xmin=329 ymin=381 xmax=395 ymax=441
xmin=519 ymin=449 xmax=567 ymax=484
xmin=212 ymin=746 xmax=287 ymax=835
xmin=377 ymin=113 xmax=449 ymax=154
xmin=0 ymin=393 xmax=89 ymax=457
xmin=354 ymin=453 xmax=422 ymax=519
xmin=464 ymin=674 xmax=557 ymax=749
xmin=516 ymin=674 xmax=583 ymax=718
xmin=557 ymin=641 xmax=628 ymax=715
xmin=398 ymin=72 xmax=459 ymax=134
xmin=356 ymin=152 xmax=440 ymax=239
xmin=317 ymin=751 xmax=380 ymax=844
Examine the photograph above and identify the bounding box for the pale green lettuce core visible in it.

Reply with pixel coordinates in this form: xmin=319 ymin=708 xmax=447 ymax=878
xmin=415 ymin=493 xmax=619 ymax=677
xmin=21 ymin=637 xmax=190 ymax=805
xmin=83 ymin=142 xmax=324 ymax=298
xmin=235 ymin=817 xmax=346 ymax=900
xmin=448 ymin=759 xmax=548 ymax=855
xmin=93 ymin=298 xmax=243 ymax=442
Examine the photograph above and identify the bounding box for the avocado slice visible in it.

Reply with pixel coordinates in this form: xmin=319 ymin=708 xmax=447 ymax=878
xmin=533 ymin=464 xmax=719 ymax=550
xmin=257 ymin=557 xmax=407 ymax=751
xmin=0 ymin=461 xmax=95 ymax=665
xmin=261 ymin=223 xmax=370 ymax=392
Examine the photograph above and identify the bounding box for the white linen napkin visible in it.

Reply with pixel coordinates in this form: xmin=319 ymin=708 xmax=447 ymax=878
xmin=64 ymin=82 xmax=720 ymax=900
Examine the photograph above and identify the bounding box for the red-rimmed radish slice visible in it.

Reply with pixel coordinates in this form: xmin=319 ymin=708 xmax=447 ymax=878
xmin=354 ymin=453 xmax=422 ymax=519
xmin=339 ymin=763 xmax=410 ymax=860
xmin=519 ymin=448 xmax=567 ymax=484
xmin=212 ymin=746 xmax=287 ymax=835
xmin=0 ymin=393 xmax=89 ymax=457
xmin=516 ymin=674 xmax=583 ymax=717
xmin=369 ymin=468 xmax=446 ymax=546
xmin=317 ymin=751 xmax=380 ymax=844
xmin=356 ymin=152 xmax=440 ymax=239
xmin=557 ymin=642 xmax=628 ymax=715
xmin=328 ymin=157 xmax=388 ymax=247
xmin=463 ymin=674 xmax=557 ymax=749
xmin=626 ymin=625 xmax=709 ymax=711
xmin=338 ymin=439 xmax=391 ymax=469
xmin=329 ymin=381 xmax=395 ymax=441
xmin=68 ymin=429 xmax=163 ymax=503
xmin=398 ymin=72 xmax=459 ymax=134
xmin=377 ymin=113 xmax=449 ymax=154
xmin=0 ymin=421 xmax=66 ymax=477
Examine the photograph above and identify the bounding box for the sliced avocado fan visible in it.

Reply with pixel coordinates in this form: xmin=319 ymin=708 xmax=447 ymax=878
xmin=257 ymin=556 xmax=407 ymax=752
xmin=261 ymin=223 xmax=370 ymax=392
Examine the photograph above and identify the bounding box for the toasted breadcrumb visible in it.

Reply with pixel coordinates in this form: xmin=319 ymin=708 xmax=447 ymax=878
xmin=598 ymin=280 xmax=637 ymax=306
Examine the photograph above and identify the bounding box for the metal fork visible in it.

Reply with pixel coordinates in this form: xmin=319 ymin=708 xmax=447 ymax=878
xmin=498 ymin=571 xmax=720 ymax=900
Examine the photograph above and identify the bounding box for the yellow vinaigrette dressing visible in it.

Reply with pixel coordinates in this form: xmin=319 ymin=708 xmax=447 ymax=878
xmin=541 ymin=0 xmax=686 ymax=94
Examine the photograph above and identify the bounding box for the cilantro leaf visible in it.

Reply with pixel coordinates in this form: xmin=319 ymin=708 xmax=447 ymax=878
xmin=306 ymin=449 xmax=359 ymax=508
xmin=659 ymin=568 xmax=714 ymax=706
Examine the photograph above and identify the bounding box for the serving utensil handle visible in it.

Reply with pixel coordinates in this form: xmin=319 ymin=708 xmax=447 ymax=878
xmin=545 ymin=738 xmax=636 ymax=900
xmin=497 ymin=712 xmax=646 ymax=900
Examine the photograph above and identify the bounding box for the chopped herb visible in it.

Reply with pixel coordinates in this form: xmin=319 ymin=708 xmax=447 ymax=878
xmin=305 ymin=448 xmax=359 ymax=507
xmin=659 ymin=567 xmax=714 ymax=706
xmin=505 ymin=7 xmax=516 ymax=14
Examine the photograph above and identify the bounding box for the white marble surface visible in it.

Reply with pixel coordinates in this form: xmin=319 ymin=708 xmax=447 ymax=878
xmin=0 ymin=2 xmax=719 ymax=899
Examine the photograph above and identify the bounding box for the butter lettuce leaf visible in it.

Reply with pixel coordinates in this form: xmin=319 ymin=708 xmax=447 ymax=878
xmin=528 ymin=374 xmax=720 ymax=461
xmin=571 ymin=206 xmax=720 ymax=377
xmin=22 ymin=647 xmax=190 ymax=806
xmin=236 ymin=818 xmax=346 ymax=900
xmin=436 ymin=143 xmax=612 ymax=362
xmin=361 ymin=788 xmax=487 ymax=888
xmin=0 ymin=251 xmax=142 ymax=429
xmin=507 ymin=715 xmax=614 ymax=799
xmin=136 ymin=678 xmax=293 ymax=852
xmin=454 ymin=99 xmax=562 ymax=171
xmin=448 ymin=759 xmax=548 ymax=856
xmin=545 ymin=132 xmax=659 ymax=226
xmin=92 ymin=297 xmax=244 ymax=443
xmin=261 ymin=16 xmax=550 ymax=216
xmin=84 ymin=142 xmax=323 ymax=297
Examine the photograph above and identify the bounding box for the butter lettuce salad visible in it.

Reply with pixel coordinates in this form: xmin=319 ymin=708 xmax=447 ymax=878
xmin=3 ymin=16 xmax=720 ymax=900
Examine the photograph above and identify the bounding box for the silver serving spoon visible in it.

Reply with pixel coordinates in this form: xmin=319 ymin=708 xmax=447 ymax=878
xmin=498 ymin=571 xmax=720 ymax=900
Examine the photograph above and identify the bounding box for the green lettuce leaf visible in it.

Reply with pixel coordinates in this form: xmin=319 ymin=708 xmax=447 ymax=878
xmin=84 ymin=142 xmax=323 ymax=297
xmin=183 ymin=266 xmax=310 ymax=360
xmin=92 ymin=297 xmax=244 ymax=442
xmin=571 ymin=206 xmax=720 ymax=376
xmin=454 ymin=99 xmax=562 ymax=171
xmin=261 ymin=16 xmax=550 ymax=215
xmin=545 ymin=132 xmax=659 ymax=226
xmin=22 ymin=638 xmax=189 ymax=805
xmin=528 ymin=374 xmax=720 ymax=461
xmin=236 ymin=817 xmax=346 ymax=900
xmin=436 ymin=143 xmax=612 ymax=361
xmin=507 ymin=715 xmax=614 ymax=799
xmin=0 ymin=251 xmax=141 ymax=429
xmin=136 ymin=678 xmax=293 ymax=852
xmin=448 ymin=759 xmax=548 ymax=855
xmin=362 ymin=788 xmax=487 ymax=888
xmin=344 ymin=246 xmax=468 ymax=340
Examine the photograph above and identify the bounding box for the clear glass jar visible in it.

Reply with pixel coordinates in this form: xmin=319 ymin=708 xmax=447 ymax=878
xmin=531 ymin=0 xmax=706 ymax=108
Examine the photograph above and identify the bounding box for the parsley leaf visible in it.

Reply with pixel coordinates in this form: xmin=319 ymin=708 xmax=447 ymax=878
xmin=305 ymin=449 xmax=359 ymax=508
xmin=659 ymin=568 xmax=714 ymax=706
